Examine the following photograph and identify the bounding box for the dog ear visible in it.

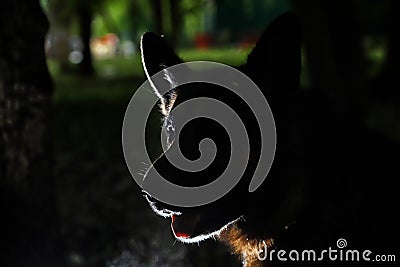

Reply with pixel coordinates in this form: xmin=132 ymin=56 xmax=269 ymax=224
xmin=140 ymin=32 xmax=183 ymax=113
xmin=141 ymin=32 xmax=183 ymax=78
xmin=243 ymin=12 xmax=302 ymax=92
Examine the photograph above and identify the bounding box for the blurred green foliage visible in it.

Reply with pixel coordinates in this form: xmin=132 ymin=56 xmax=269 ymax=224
xmin=48 ymin=48 xmax=249 ymax=81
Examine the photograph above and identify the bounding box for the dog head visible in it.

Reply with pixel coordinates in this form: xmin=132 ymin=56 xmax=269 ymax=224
xmin=140 ymin=13 xmax=303 ymax=243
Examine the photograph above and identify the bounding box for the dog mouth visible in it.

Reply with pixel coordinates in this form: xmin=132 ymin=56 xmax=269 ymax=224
xmin=144 ymin=193 xmax=210 ymax=241
xmin=145 ymin=193 xmax=199 ymax=239
xmin=144 ymin=192 xmax=242 ymax=243
xmin=171 ymin=214 xmax=199 ymax=239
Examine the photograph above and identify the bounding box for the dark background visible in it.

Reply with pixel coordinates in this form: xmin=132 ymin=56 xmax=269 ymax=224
xmin=1 ymin=0 xmax=399 ymax=266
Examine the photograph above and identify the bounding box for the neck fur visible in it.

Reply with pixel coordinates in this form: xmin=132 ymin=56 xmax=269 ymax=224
xmin=217 ymin=224 xmax=274 ymax=267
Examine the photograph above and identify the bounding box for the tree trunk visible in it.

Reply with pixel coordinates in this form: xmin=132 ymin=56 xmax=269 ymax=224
xmin=78 ymin=5 xmax=95 ymax=76
xmin=0 ymin=1 xmax=64 ymax=266
xmin=151 ymin=0 xmax=164 ymax=34
xmin=293 ymin=0 xmax=367 ymax=114
xmin=169 ymin=0 xmax=183 ymax=48
xmin=372 ymin=0 xmax=400 ymax=102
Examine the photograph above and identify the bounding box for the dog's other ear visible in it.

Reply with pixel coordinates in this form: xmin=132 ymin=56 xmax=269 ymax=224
xmin=243 ymin=12 xmax=302 ymax=92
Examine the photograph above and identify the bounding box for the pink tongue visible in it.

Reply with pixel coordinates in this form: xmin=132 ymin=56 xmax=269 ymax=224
xmin=175 ymin=232 xmax=190 ymax=238
xmin=171 ymin=215 xmax=191 ymax=238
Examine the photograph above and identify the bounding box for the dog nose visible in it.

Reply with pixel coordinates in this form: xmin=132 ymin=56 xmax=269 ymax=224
xmin=143 ymin=189 xmax=183 ymax=215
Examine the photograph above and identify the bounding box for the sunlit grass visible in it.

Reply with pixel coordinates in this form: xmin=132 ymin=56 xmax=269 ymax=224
xmin=48 ymin=47 xmax=250 ymax=103
xmin=48 ymin=48 xmax=250 ymax=78
xmin=179 ymin=48 xmax=250 ymax=66
xmin=48 ymin=44 xmax=387 ymax=103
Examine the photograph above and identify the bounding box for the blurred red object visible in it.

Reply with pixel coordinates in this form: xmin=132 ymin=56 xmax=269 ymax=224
xmin=194 ymin=33 xmax=212 ymax=49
